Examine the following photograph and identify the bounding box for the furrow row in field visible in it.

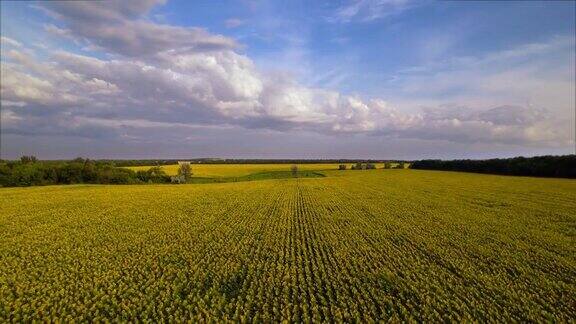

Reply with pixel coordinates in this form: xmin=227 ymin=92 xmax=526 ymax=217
xmin=322 ymin=174 xmax=575 ymax=321
xmin=1 ymin=170 xmax=575 ymax=321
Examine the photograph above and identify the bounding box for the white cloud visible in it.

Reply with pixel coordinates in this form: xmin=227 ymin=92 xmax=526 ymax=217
xmin=1 ymin=100 xmax=27 ymax=108
xmin=1 ymin=36 xmax=22 ymax=48
xmin=0 ymin=109 xmax=23 ymax=127
xmin=330 ymin=0 xmax=419 ymax=23
xmin=39 ymin=0 xmax=237 ymax=57
xmin=391 ymin=35 xmax=575 ymax=119
xmin=1 ymin=0 xmax=572 ymax=150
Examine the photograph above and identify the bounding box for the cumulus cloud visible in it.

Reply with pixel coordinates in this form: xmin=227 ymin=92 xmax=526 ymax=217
xmin=1 ymin=0 xmax=572 ymax=149
xmin=404 ymin=105 xmax=569 ymax=145
xmin=39 ymin=0 xmax=237 ymax=57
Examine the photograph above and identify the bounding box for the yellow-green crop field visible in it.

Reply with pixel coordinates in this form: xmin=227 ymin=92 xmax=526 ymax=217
xmin=1 ymin=169 xmax=575 ymax=321
xmin=126 ymin=163 xmax=369 ymax=177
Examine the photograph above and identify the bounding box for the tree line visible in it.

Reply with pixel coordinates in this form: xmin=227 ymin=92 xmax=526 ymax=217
xmin=0 ymin=157 xmax=171 ymax=187
xmin=410 ymin=155 xmax=576 ymax=178
xmin=108 ymin=159 xmax=403 ymax=167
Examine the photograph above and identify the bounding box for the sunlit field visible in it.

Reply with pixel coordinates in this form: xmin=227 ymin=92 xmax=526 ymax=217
xmin=126 ymin=163 xmax=370 ymax=177
xmin=1 ymin=169 xmax=574 ymax=322
xmin=2 ymin=0 xmax=575 ymax=321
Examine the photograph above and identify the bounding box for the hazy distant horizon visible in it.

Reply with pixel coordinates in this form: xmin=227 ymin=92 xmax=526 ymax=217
xmin=2 ymin=151 xmax=574 ymax=162
xmin=1 ymin=0 xmax=575 ymax=159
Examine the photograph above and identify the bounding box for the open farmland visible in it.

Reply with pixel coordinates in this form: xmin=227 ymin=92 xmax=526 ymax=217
xmin=126 ymin=163 xmax=371 ymax=177
xmin=1 ymin=169 xmax=575 ymax=321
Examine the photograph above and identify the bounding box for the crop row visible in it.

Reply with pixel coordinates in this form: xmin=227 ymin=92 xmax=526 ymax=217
xmin=1 ymin=171 xmax=575 ymax=321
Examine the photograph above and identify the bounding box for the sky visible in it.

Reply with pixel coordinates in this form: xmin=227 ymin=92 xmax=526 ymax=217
xmin=1 ymin=0 xmax=575 ymax=160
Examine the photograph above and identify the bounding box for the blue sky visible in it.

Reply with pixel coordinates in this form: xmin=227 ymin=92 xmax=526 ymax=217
xmin=157 ymin=1 xmax=576 ymax=89
xmin=1 ymin=0 xmax=574 ymax=159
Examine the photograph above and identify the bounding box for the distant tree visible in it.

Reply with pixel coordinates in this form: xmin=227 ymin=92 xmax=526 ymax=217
xmin=366 ymin=163 xmax=376 ymax=169
xmin=338 ymin=164 xmax=347 ymax=170
xmin=136 ymin=170 xmax=148 ymax=182
xmin=0 ymin=157 xmax=173 ymax=187
xmin=383 ymin=162 xmax=391 ymax=169
xmin=291 ymin=165 xmax=298 ymax=177
xmin=392 ymin=162 xmax=407 ymax=169
xmin=147 ymin=166 xmax=170 ymax=183
xmin=82 ymin=159 xmax=98 ymax=182
xmin=20 ymin=156 xmax=38 ymax=164
xmin=97 ymin=168 xmax=134 ymax=184
xmin=178 ymin=161 xmax=192 ymax=181
xmin=148 ymin=166 xmax=163 ymax=177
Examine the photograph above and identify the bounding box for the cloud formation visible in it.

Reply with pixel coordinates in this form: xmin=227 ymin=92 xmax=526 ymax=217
xmin=1 ymin=0 xmax=573 ymax=155
xmin=1 ymin=36 xmax=22 ymax=48
xmin=41 ymin=0 xmax=237 ymax=57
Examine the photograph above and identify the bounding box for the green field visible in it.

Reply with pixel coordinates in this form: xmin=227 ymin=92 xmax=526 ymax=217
xmin=1 ymin=168 xmax=575 ymax=321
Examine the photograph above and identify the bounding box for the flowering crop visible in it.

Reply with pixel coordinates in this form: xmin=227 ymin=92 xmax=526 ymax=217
xmin=1 ymin=170 xmax=575 ymax=321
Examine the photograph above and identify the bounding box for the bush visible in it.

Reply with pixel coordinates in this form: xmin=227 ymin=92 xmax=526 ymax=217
xmin=20 ymin=155 xmax=38 ymax=164
xmin=137 ymin=166 xmax=170 ymax=183
xmin=351 ymin=163 xmax=363 ymax=170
